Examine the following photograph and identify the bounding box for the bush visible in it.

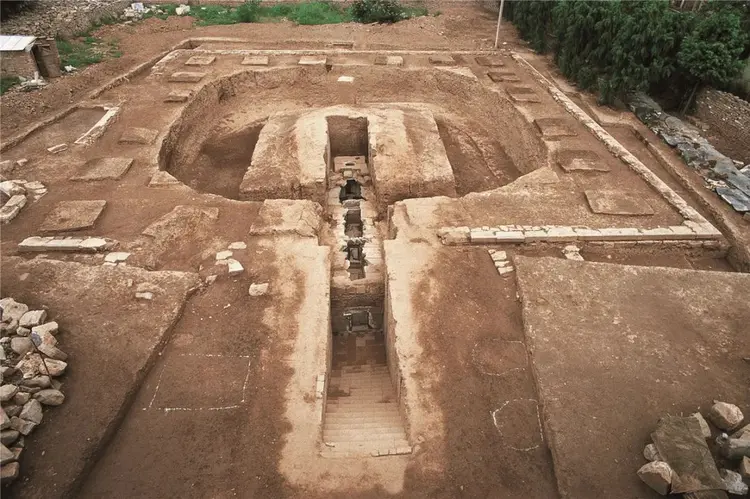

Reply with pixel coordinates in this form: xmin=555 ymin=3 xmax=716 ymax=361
xmin=235 ymin=0 xmax=261 ymax=23
xmin=350 ymin=0 xmax=404 ymax=23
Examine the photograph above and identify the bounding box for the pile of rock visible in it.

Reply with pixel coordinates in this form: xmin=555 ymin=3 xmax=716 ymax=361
xmin=629 ymin=93 xmax=750 ymax=216
xmin=637 ymin=401 xmax=749 ymax=497
xmin=0 ymin=0 xmax=130 ymax=39
xmin=0 ymin=178 xmax=46 ymax=224
xmin=488 ymin=249 xmax=514 ymax=276
xmin=215 ymin=245 xmax=244 ymax=277
xmin=0 ymin=298 xmax=67 ymax=486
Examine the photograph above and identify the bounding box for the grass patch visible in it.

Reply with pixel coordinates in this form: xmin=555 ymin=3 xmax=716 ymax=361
xmin=57 ymin=36 xmax=122 ymax=70
xmin=0 ymin=76 xmax=21 ymax=95
xmin=143 ymin=1 xmax=426 ymax=26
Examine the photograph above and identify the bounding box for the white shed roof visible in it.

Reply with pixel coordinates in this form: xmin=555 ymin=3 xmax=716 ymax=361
xmin=0 ymin=35 xmax=36 ymax=52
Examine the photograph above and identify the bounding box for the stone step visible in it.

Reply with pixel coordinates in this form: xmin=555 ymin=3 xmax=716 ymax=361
xmin=326 ymin=403 xmax=400 ymax=414
xmin=320 ymin=439 xmax=412 ymax=456
xmin=328 ymin=396 xmax=397 ymax=404
xmin=325 ymin=420 xmax=405 ymax=430
xmin=324 ymin=412 xmax=404 ymax=424
xmin=324 ymin=430 xmax=407 ymax=443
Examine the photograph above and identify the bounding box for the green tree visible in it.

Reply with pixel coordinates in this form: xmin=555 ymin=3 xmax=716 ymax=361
xmin=677 ymin=6 xmax=748 ymax=111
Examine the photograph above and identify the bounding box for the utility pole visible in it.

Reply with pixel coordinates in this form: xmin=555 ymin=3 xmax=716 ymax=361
xmin=494 ymin=0 xmax=506 ymax=49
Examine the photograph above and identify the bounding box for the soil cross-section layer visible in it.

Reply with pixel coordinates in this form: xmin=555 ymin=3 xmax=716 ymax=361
xmin=0 ymin=257 xmax=200 ymax=498
xmin=514 ymin=256 xmax=750 ymax=499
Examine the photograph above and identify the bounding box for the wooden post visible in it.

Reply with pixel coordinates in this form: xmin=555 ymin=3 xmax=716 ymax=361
xmin=494 ymin=0 xmax=506 ymax=49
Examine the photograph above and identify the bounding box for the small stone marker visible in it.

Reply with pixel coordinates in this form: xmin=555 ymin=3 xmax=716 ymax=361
xmin=185 ymin=55 xmax=216 ymax=66
xmin=46 ymin=144 xmax=68 ymax=154
xmin=709 ymin=401 xmax=744 ymax=431
xmin=475 ymin=56 xmax=504 ymax=67
xmin=216 ymin=250 xmax=233 ymax=261
xmin=19 ymin=310 xmax=46 ymax=328
xmin=533 ymin=117 xmax=578 ymax=138
xmin=298 ymin=56 xmax=327 ymax=66
xmin=487 ymin=71 xmax=520 ymax=83
xmin=135 ymin=292 xmax=153 ymax=300
xmin=637 ymin=461 xmax=673 ymax=495
xmin=248 ymin=282 xmax=269 ymax=296
xmin=228 ymin=242 xmax=246 ymax=250
xmin=227 ymin=259 xmax=244 ymax=276
xmin=428 ymin=54 xmax=455 ymax=66
xmin=168 ymin=71 xmax=206 ymax=83
xmin=39 ymin=200 xmax=107 ymax=232
xmin=164 ymin=90 xmax=192 ymax=103
xmin=338 ymin=76 xmax=354 ymax=83
xmin=119 ymin=127 xmax=158 ymax=145
xmin=241 ymin=55 xmax=269 ymax=66
xmin=374 ymin=55 xmax=403 ymax=66
xmin=506 ymin=85 xmax=541 ymax=103
xmin=104 ymin=252 xmax=130 ymax=263
xmin=70 ymin=157 xmax=134 ymax=181
xmin=584 ymin=190 xmax=655 ymax=216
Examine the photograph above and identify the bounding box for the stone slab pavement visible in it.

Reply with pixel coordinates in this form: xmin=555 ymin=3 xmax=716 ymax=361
xmin=514 ymin=256 xmax=750 ymax=499
xmin=1 ymin=257 xmax=200 ymax=498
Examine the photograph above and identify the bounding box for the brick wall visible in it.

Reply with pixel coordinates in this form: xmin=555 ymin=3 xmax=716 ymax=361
xmin=0 ymin=51 xmax=38 ymax=79
xmin=694 ymin=88 xmax=750 ymax=161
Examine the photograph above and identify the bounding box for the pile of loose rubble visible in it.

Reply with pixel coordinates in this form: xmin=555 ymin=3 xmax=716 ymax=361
xmin=0 ymin=298 xmax=67 ymax=486
xmin=0 ymin=176 xmax=47 ymax=224
xmin=629 ymin=93 xmax=750 ymax=217
xmin=638 ymin=401 xmax=749 ymax=497
xmin=0 ymin=0 xmax=130 ymax=38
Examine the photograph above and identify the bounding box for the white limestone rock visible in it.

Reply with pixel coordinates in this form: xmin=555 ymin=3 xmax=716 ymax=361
xmin=19 ymin=399 xmax=42 ymax=425
xmin=34 ymin=389 xmax=64 ymax=406
xmin=709 ymin=401 xmax=744 ymax=431
xmin=0 ymin=385 xmax=18 ymax=403
xmin=643 ymin=443 xmax=661 ymax=462
xmin=637 ymin=461 xmax=673 ymax=496
xmin=19 ymin=310 xmax=46 ymax=328
xmin=248 ymin=283 xmax=269 ymax=297
xmin=720 ymin=468 xmax=748 ymax=496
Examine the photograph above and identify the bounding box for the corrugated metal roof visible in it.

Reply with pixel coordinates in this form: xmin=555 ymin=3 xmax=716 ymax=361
xmin=0 ymin=35 xmax=36 ymax=52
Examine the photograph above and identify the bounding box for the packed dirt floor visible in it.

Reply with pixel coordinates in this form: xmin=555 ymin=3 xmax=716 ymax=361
xmin=0 ymin=3 xmax=748 ymax=499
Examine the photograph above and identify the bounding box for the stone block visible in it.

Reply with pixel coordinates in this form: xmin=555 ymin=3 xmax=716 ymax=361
xmin=71 ymin=157 xmax=133 ymax=181
xmin=534 ymin=118 xmax=578 ymax=139
xmin=374 ymin=55 xmax=403 ymax=66
xmin=507 ymin=86 xmax=541 ymax=103
xmin=39 ymin=200 xmax=106 ymax=232
xmin=47 ymin=144 xmax=68 ymax=154
xmin=544 ymin=227 xmax=578 ymax=241
xmin=557 ymin=150 xmax=610 ymax=173
xmin=184 ymin=55 xmax=215 ymax=66
xmin=475 ymin=56 xmax=504 ymax=67
xmin=168 ymin=71 xmax=206 ymax=83
xmin=639 ymin=227 xmax=678 ymax=240
xmin=487 ymin=71 xmax=520 ymax=83
xmin=119 ymin=127 xmax=158 ymax=145
xmin=469 ymin=229 xmax=495 ymax=244
xmin=164 ymin=90 xmax=192 ymax=103
xmin=428 ymin=54 xmax=455 ymax=66
xmin=596 ymin=228 xmax=642 ymax=241
xmin=148 ymin=171 xmax=180 ymax=187
xmin=241 ymin=55 xmax=269 ymax=66
xmin=495 ymin=231 xmax=525 ymax=243
xmin=298 ymin=56 xmax=327 ymax=66
xmin=585 ymin=190 xmax=655 ymax=216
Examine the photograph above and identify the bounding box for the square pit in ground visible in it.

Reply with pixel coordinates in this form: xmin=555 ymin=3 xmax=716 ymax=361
xmin=149 ymin=354 xmax=250 ymax=409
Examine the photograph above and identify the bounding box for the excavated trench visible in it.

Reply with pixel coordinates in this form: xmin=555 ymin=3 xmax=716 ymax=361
xmin=323 ymin=117 xmax=409 ymax=457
